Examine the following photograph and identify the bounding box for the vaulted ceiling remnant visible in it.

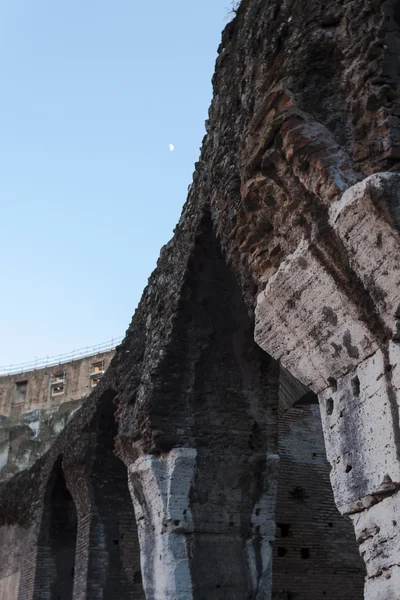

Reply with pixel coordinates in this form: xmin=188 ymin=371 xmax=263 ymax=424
xmin=1 ymin=1 xmax=400 ymax=599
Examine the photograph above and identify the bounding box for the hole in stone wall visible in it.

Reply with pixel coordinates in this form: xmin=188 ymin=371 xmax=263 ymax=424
xmin=289 ymin=486 xmax=307 ymax=502
xmin=345 ymin=464 xmax=353 ymax=473
xmin=301 ymin=548 xmax=310 ymax=559
xmin=134 ymin=571 xmax=142 ymax=584
xmin=278 ymin=523 xmax=292 ymax=538
xmin=326 ymin=397 xmax=334 ymax=416
xmin=14 ymin=380 xmax=28 ymax=404
xmin=327 ymin=377 xmax=337 ymax=391
xmin=351 ymin=376 xmax=360 ymax=398
xmin=278 ymin=547 xmax=287 ymax=557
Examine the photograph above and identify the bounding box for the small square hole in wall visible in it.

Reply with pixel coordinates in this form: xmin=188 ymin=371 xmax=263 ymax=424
xmin=14 ymin=380 xmax=28 ymax=403
xmin=301 ymin=548 xmax=310 ymax=559
xmin=289 ymin=486 xmax=307 ymax=502
xmin=277 ymin=547 xmax=287 ymax=557
xmin=277 ymin=523 xmax=292 ymax=538
xmin=91 ymin=375 xmax=102 ymax=388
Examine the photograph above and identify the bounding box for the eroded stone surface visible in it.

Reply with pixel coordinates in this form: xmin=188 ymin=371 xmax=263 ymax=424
xmin=330 ymin=173 xmax=400 ymax=335
xmin=255 ymin=238 xmax=377 ymax=393
xmin=319 ymin=347 xmax=400 ymax=515
xmin=0 ymin=572 xmax=20 ymax=600
xmin=351 ymin=491 xmax=400 ymax=580
xmin=1 ymin=1 xmax=400 ymax=598
xmin=128 ymin=449 xmax=197 ymax=600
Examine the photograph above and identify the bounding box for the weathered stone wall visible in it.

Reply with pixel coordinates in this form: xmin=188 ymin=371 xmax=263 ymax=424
xmin=0 ymin=525 xmax=28 ymax=600
xmin=273 ymin=404 xmax=364 ymax=599
xmin=0 ymin=0 xmax=399 ymax=598
xmin=0 ymin=572 xmax=20 ymax=600
xmin=0 ymin=350 xmax=115 ymax=416
xmin=0 ymin=350 xmax=114 ymax=479
xmin=0 ymin=382 xmax=144 ymax=600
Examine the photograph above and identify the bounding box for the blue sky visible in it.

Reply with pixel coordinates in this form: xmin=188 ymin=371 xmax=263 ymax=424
xmin=0 ymin=0 xmax=234 ymax=366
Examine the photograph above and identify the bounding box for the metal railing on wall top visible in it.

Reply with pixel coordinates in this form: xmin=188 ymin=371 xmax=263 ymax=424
xmin=0 ymin=337 xmax=124 ymax=376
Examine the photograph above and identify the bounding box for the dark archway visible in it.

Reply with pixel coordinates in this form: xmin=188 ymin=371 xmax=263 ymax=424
xmin=87 ymin=390 xmax=144 ymax=599
xmin=272 ymin=369 xmax=365 ymax=600
xmin=34 ymin=457 xmax=77 ymax=600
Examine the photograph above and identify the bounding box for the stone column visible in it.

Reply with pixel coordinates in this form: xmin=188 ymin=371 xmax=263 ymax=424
xmin=319 ymin=343 xmax=400 ymax=600
xmin=128 ymin=448 xmax=197 ymax=600
xmin=127 ymin=448 xmax=280 ymax=600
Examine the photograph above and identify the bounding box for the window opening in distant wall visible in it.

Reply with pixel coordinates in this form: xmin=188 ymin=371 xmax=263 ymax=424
xmin=90 ymin=361 xmax=105 ymax=388
xmin=50 ymin=373 xmax=65 ymax=397
xmin=14 ymin=380 xmax=28 ymax=404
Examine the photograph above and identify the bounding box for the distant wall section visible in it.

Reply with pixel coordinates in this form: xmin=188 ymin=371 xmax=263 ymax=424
xmin=0 ymin=349 xmax=115 ymax=480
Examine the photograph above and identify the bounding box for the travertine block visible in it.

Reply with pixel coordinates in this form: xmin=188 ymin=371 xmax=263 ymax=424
xmin=350 ymin=491 xmax=400 ymax=580
xmin=330 ymin=173 xmax=400 ymax=334
xmin=319 ymin=347 xmax=400 ymax=515
xmin=0 ymin=572 xmax=20 ymax=600
xmin=255 ymin=239 xmax=377 ymax=393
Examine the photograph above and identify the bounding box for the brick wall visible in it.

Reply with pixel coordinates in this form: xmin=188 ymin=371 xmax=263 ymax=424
xmin=14 ymin=391 xmax=145 ymax=600
xmin=33 ymin=457 xmax=77 ymax=600
xmin=272 ymin=405 xmax=365 ymax=600
xmin=86 ymin=394 xmax=144 ymax=599
xmin=0 ymin=524 xmax=36 ymax=600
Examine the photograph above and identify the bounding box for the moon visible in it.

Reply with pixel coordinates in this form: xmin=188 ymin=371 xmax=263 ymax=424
xmin=169 ymin=144 xmax=175 ymax=152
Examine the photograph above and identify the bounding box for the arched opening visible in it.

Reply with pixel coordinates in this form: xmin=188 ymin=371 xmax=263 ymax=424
xmin=87 ymin=390 xmax=144 ymax=599
xmin=272 ymin=368 xmax=365 ymax=599
xmin=126 ymin=213 xmax=281 ymax=599
xmin=34 ymin=457 xmax=77 ymax=600
xmin=125 ymin=212 xmax=366 ymax=598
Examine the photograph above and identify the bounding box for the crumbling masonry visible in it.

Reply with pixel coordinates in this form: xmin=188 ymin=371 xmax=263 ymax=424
xmin=1 ymin=0 xmax=400 ymax=598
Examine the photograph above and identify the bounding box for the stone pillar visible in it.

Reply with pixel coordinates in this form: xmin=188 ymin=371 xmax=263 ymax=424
xmin=254 ymin=173 xmax=400 ymax=598
xmin=319 ymin=343 xmax=400 ymax=599
xmin=128 ymin=448 xmax=280 ymax=600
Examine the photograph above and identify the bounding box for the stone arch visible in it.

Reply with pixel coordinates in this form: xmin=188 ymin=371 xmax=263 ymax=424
xmin=87 ymin=389 xmax=144 ymax=599
xmin=272 ymin=367 xmax=365 ymax=600
xmin=121 ymin=174 xmax=400 ymax=598
xmin=126 ymin=212 xmax=282 ymax=600
xmin=252 ymin=173 xmax=400 ymax=598
xmin=33 ymin=456 xmax=77 ymax=600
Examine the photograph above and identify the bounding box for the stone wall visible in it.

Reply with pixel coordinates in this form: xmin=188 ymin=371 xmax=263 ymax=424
xmin=0 ymin=572 xmax=20 ymax=600
xmin=0 ymin=0 xmax=400 ymax=598
xmin=0 ymin=387 xmax=144 ymax=600
xmin=0 ymin=350 xmax=115 ymax=480
xmin=273 ymin=404 xmax=365 ymax=599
